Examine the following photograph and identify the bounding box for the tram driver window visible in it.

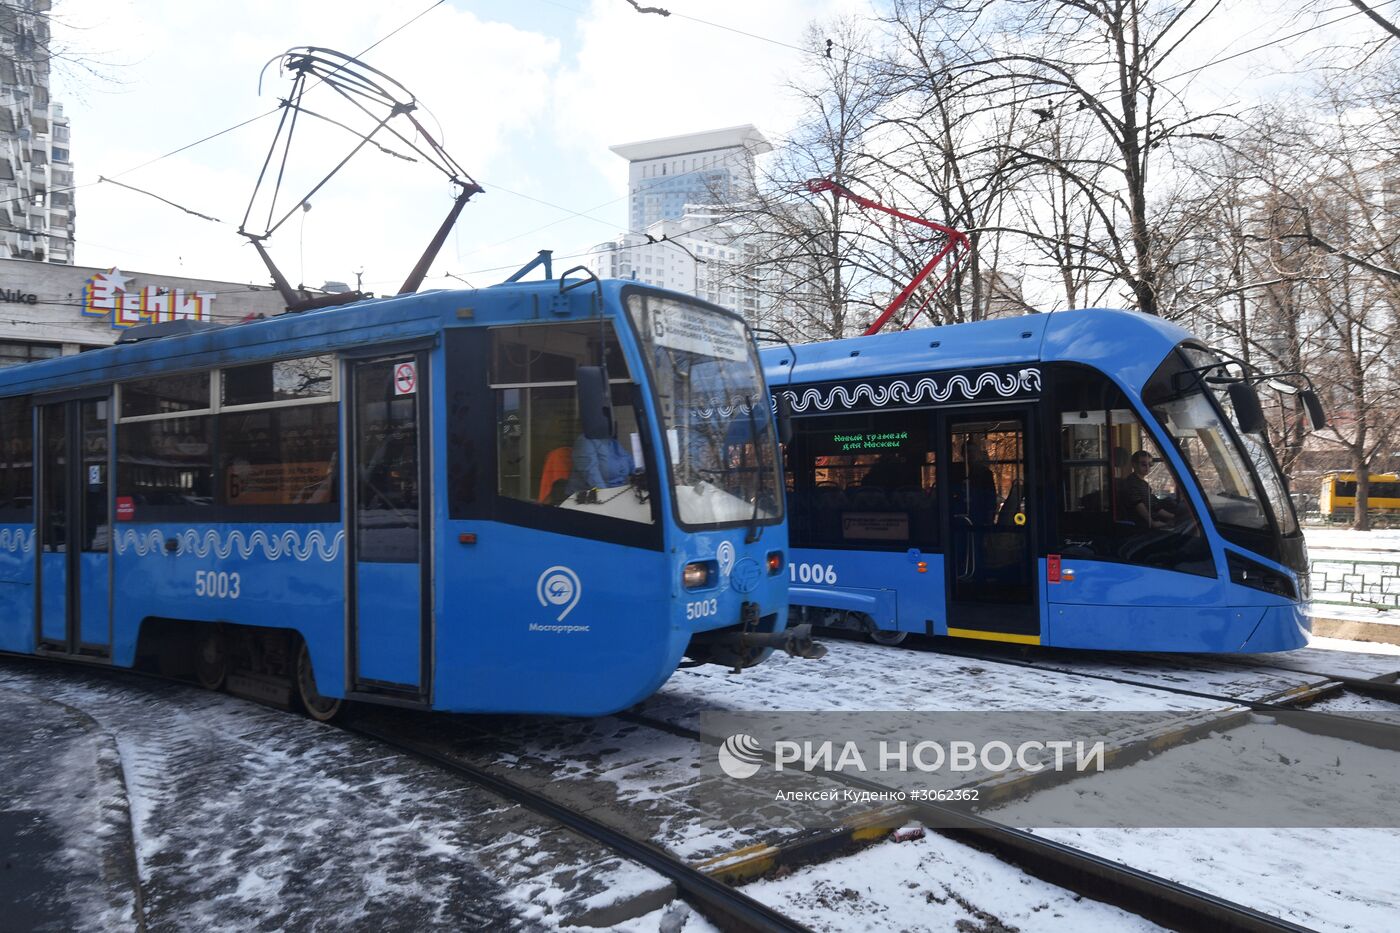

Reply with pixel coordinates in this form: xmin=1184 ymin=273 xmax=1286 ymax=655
xmin=489 ymin=323 xmax=653 ymax=525
xmin=1054 ymin=365 xmax=1212 ymax=576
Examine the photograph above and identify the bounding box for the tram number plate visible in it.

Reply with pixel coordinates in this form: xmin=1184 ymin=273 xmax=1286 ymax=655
xmin=194 ymin=570 xmax=242 ymax=599
xmin=790 ymin=562 xmax=838 ymax=585
xmin=686 ymin=598 xmax=719 ymax=620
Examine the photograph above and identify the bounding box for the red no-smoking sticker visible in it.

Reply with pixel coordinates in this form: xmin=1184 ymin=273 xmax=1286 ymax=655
xmin=393 ymin=361 xmax=417 ymax=395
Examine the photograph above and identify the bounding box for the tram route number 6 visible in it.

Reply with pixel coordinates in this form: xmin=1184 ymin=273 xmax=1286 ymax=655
xmin=790 ymin=562 xmax=838 ymax=585
xmin=194 ymin=570 xmax=242 ymax=599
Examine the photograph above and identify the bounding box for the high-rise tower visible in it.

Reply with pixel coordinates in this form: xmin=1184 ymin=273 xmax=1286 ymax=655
xmin=0 ymin=0 xmax=73 ymax=264
xmin=610 ymin=125 xmax=770 ymax=233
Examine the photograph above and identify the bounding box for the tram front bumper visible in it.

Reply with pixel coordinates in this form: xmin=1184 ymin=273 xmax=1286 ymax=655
xmin=684 ymin=601 xmax=827 ymax=669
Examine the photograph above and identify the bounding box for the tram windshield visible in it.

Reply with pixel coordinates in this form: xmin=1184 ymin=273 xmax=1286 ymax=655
xmin=626 ymin=292 xmax=783 ymax=529
xmin=1143 ymin=347 xmax=1296 ymax=539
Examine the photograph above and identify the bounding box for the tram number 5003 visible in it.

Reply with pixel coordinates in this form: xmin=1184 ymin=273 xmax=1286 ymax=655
xmin=194 ymin=570 xmax=242 ymax=599
xmin=790 ymin=562 xmax=838 ymax=585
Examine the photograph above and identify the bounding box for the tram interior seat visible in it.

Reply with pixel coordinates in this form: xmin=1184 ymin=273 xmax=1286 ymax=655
xmin=537 ymin=446 xmax=574 ymax=505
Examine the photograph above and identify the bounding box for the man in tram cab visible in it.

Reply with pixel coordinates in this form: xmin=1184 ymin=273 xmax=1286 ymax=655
xmin=568 ymin=431 xmax=635 ymax=494
xmin=1122 ymin=449 xmax=1178 ymax=529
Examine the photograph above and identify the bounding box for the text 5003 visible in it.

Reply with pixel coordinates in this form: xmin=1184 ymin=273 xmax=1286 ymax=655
xmin=194 ymin=570 xmax=241 ymax=599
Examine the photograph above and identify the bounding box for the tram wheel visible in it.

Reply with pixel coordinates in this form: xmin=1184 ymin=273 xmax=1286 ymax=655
xmin=296 ymin=641 xmax=343 ymax=722
xmin=867 ymin=626 xmax=908 ymax=647
xmin=195 ymin=628 xmax=228 ymax=690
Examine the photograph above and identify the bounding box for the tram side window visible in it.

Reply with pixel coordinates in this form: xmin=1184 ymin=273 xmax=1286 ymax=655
xmin=116 ymin=415 xmax=215 ymax=514
xmin=490 ymin=323 xmax=653 ymax=525
xmin=1053 ymin=365 xmax=1212 ymax=576
xmin=0 ymin=396 xmax=32 ymax=521
xmin=219 ymin=355 xmax=338 ymax=519
xmin=116 ymin=357 xmax=341 ymax=522
xmin=219 ymin=404 xmax=338 ymax=514
xmin=784 ymin=411 xmax=939 ymax=551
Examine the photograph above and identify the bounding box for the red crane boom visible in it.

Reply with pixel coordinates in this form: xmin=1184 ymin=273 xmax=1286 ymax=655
xmin=805 ymin=178 xmax=969 ymax=336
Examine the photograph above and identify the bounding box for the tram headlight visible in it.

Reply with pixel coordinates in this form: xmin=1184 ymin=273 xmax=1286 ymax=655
xmin=766 ymin=551 xmax=784 ymax=575
xmin=683 ymin=561 xmax=713 ymax=590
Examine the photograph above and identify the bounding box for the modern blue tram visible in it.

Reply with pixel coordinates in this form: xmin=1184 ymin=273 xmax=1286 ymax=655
xmin=0 ymin=271 xmax=803 ymax=717
xmin=763 ymin=308 xmax=1315 ymax=653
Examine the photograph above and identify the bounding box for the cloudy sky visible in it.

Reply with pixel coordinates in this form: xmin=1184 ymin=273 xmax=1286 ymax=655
xmin=47 ymin=0 xmax=1380 ymax=299
xmin=48 ymin=0 xmax=864 ymax=294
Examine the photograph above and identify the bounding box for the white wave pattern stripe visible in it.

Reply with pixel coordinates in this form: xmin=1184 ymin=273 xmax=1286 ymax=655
xmin=779 ymin=367 xmax=1040 ymax=414
xmin=115 ymin=528 xmax=345 ymax=562
xmin=0 ymin=527 xmax=34 ymax=553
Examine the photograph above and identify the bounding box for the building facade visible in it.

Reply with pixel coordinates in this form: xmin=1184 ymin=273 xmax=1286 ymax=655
xmin=0 ymin=257 xmax=291 ymax=367
xmin=590 ymin=126 xmax=774 ymax=324
xmin=610 ymin=125 xmax=770 ymax=234
xmin=0 ymin=0 xmax=73 ymax=265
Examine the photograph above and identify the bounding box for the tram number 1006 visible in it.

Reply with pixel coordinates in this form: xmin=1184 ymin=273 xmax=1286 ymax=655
xmin=790 ymin=562 xmax=838 ymax=585
xmin=194 ymin=570 xmax=242 ymax=599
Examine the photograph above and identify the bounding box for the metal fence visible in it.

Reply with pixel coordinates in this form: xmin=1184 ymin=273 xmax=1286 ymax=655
xmin=1309 ymin=557 xmax=1400 ymax=611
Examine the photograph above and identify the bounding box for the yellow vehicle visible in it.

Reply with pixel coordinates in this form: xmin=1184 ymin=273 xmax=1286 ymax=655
xmin=1320 ymin=472 xmax=1400 ymax=520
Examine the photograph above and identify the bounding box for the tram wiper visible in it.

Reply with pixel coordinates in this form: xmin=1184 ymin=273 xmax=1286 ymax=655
xmin=744 ymin=394 xmax=763 ymax=544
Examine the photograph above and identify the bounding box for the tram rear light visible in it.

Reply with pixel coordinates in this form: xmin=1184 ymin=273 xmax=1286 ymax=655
xmin=916 ymin=561 xmax=927 ymax=573
xmin=767 ymin=551 xmax=784 ymax=574
xmin=683 ymin=562 xmax=712 ymax=589
xmin=458 ymin=532 xmax=477 ymax=545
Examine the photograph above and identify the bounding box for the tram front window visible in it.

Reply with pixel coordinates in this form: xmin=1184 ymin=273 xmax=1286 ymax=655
xmin=626 ymin=292 xmax=782 ymax=529
xmin=1144 ymin=348 xmax=1288 ymax=542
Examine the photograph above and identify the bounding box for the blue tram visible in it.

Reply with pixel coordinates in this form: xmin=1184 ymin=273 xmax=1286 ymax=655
xmin=0 ymin=272 xmax=800 ymax=717
xmin=763 ymin=308 xmax=1313 ymax=653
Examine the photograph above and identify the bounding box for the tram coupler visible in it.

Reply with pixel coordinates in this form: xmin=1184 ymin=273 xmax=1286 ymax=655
xmin=740 ymin=623 xmax=827 ymax=660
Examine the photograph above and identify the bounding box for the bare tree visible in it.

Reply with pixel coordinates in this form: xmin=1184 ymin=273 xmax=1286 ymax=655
xmin=909 ymin=0 xmax=1236 ymax=316
xmin=720 ymin=21 xmax=893 ymax=341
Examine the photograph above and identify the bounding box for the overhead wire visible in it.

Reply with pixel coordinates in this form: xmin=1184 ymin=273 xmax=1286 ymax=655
xmin=4 ymin=0 xmax=450 ymax=226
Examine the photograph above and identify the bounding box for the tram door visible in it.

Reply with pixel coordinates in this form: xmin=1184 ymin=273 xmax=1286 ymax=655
xmin=347 ymin=355 xmax=431 ymax=699
xmin=941 ymin=411 xmax=1039 ymax=642
xmin=36 ymin=397 xmax=111 ymax=656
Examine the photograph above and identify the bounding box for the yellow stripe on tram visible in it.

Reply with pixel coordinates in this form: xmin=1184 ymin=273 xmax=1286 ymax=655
xmin=946 ymin=627 xmax=1042 ymax=646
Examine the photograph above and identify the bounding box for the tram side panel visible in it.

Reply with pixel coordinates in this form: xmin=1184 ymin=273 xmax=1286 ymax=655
xmin=0 ymin=523 xmax=34 ymax=653
xmin=109 ymin=521 xmax=347 ymax=690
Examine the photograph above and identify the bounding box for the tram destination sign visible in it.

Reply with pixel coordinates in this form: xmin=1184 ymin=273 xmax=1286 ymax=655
xmin=648 ymin=302 xmax=749 ymax=362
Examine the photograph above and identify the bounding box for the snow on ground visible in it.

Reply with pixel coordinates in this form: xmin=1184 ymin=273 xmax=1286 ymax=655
xmin=745 ymin=830 xmax=1165 ymax=933
xmin=647 ymin=640 xmax=1227 ymax=726
xmin=0 ymin=686 xmax=139 ymax=933
xmin=1310 ymin=602 xmax=1400 ymax=630
xmin=1307 ymin=635 xmax=1400 ymax=656
xmin=653 ymin=638 xmax=1400 ymax=933
xmin=0 ymin=660 xmax=674 ymax=931
xmin=1305 ymin=527 xmax=1400 ymax=558
xmin=1021 ymin=827 xmax=1400 ymax=933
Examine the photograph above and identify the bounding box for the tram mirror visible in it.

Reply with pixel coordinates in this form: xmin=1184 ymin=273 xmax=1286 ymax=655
xmin=577 ymin=365 xmax=614 ymax=439
xmin=775 ymin=393 xmax=793 ymax=446
xmin=1300 ymin=389 xmax=1327 ymax=431
xmin=1227 ymin=382 xmax=1267 ymax=435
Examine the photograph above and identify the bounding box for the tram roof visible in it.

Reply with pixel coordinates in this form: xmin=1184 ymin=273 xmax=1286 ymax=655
xmin=0 ymin=278 xmax=677 ymax=397
xmin=762 ymin=308 xmax=1195 ymax=397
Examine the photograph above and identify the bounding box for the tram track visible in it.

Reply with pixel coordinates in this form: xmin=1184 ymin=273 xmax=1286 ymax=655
xmin=903 ymin=638 xmax=1400 ymax=751
xmin=617 ymin=710 xmax=1312 ymax=933
xmin=2 ymin=649 xmax=1351 ymax=932
xmin=337 ymin=715 xmax=814 ymax=933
